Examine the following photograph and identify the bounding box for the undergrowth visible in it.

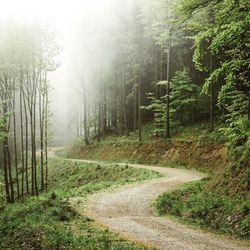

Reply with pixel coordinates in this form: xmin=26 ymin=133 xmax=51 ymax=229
xmin=155 ymin=180 xmax=250 ymax=239
xmin=0 ymin=157 xmax=161 ymax=249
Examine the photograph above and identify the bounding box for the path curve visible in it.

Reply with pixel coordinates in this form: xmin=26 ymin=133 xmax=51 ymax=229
xmin=49 ymin=148 xmax=250 ymax=250
xmin=84 ymin=163 xmax=249 ymax=250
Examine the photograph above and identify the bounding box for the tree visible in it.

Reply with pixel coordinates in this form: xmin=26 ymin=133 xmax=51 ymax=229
xmin=170 ymin=69 xmax=201 ymax=125
xmin=178 ymin=0 xmax=250 ymax=136
xmin=0 ymin=21 xmax=58 ymax=203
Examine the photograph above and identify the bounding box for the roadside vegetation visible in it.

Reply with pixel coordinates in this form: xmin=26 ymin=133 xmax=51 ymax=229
xmin=0 ymin=157 xmax=161 ymax=249
xmin=69 ymin=122 xmax=250 ymax=240
xmin=0 ymin=0 xmax=249 ymax=248
xmin=155 ymin=180 xmax=250 ymax=239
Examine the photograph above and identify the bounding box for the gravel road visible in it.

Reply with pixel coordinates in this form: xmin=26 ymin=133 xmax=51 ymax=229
xmin=48 ymin=148 xmax=249 ymax=250
xmin=83 ymin=163 xmax=250 ymax=250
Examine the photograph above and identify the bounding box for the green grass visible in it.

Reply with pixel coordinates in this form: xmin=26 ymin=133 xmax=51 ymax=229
xmin=154 ymin=180 xmax=250 ymax=239
xmin=0 ymin=157 xmax=162 ymax=249
xmin=0 ymin=194 xmax=146 ymax=249
xmin=48 ymin=158 xmax=162 ymax=197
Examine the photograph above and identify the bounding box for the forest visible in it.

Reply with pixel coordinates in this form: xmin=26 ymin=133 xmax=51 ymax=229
xmin=0 ymin=0 xmax=249 ymax=249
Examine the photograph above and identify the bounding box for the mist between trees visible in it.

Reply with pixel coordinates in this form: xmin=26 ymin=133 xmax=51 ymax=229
xmin=0 ymin=22 xmax=59 ymax=203
xmin=70 ymin=0 xmax=249 ymax=145
xmin=0 ymin=0 xmax=249 ymax=204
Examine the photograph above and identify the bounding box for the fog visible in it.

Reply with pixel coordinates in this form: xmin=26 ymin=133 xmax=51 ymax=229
xmin=0 ymin=0 xmax=134 ymax=144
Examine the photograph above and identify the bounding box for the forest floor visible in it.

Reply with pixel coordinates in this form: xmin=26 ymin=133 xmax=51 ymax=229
xmin=68 ymin=160 xmax=250 ymax=250
xmin=0 ymin=152 xmax=162 ymax=249
xmin=66 ymin=125 xmax=250 ymax=240
xmin=49 ymin=146 xmax=250 ymax=250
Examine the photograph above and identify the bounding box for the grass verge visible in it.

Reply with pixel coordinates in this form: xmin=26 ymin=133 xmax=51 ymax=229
xmin=154 ymin=180 xmax=250 ymax=240
xmin=0 ymin=157 xmax=162 ymax=249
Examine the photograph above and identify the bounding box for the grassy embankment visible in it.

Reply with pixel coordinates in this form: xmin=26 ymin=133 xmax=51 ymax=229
xmin=0 ymin=157 xmax=161 ymax=249
xmin=67 ymin=123 xmax=250 ymax=240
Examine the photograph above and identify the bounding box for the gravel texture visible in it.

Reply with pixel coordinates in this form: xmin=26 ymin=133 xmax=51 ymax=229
xmin=84 ymin=163 xmax=250 ymax=250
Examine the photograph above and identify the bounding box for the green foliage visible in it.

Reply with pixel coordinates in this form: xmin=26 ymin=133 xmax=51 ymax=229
xmin=169 ymin=69 xmax=205 ymax=125
xmin=0 ymin=111 xmax=10 ymax=142
xmin=144 ymin=91 xmax=166 ymax=136
xmin=0 ymin=194 xmax=141 ymax=250
xmin=155 ymin=180 xmax=250 ymax=239
xmin=145 ymin=69 xmax=206 ymax=135
xmin=177 ymin=0 xmax=250 ymax=156
xmin=0 ymin=116 xmax=5 ymax=142
xmin=48 ymin=158 xmax=161 ymax=198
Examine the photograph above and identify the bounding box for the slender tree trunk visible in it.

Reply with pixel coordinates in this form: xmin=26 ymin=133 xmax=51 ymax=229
xmin=13 ymin=89 xmax=20 ymax=199
xmin=165 ymin=39 xmax=171 ymax=139
xmin=155 ymin=46 xmax=159 ymax=137
xmin=209 ymin=8 xmax=214 ymax=132
xmin=159 ymin=50 xmax=163 ymax=97
xmin=2 ymin=141 xmax=10 ymax=203
xmin=114 ymin=84 xmax=118 ymax=130
xmin=134 ymin=87 xmax=137 ymax=132
xmin=39 ymin=72 xmax=45 ymax=192
xmin=34 ymin=78 xmax=38 ymax=195
xmin=97 ymin=100 xmax=101 ymax=142
xmin=20 ymin=83 xmax=25 ymax=197
xmin=23 ymin=89 xmax=29 ymax=194
xmin=122 ymin=62 xmax=129 ymax=136
xmin=165 ymin=2 xmax=171 ymax=139
xmin=209 ymin=52 xmax=214 ymax=132
xmin=103 ymin=84 xmax=107 ymax=139
xmin=45 ymin=86 xmax=49 ymax=191
xmin=30 ymin=110 xmax=35 ymax=196
xmin=83 ymin=89 xmax=89 ymax=145
xmin=155 ymin=46 xmax=158 ymax=98
xmin=6 ymin=140 xmax=14 ymax=203
xmin=94 ymin=97 xmax=97 ymax=135
xmin=138 ymin=62 xmax=142 ymax=142
xmin=87 ymin=101 xmax=90 ymax=137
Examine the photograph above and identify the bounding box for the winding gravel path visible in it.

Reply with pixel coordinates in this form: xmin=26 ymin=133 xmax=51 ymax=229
xmin=49 ymin=149 xmax=250 ymax=249
xmin=83 ymin=163 xmax=249 ymax=250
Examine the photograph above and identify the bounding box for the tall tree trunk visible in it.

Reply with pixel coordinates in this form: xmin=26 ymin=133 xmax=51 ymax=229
xmin=6 ymin=139 xmax=14 ymax=203
xmin=165 ymin=40 xmax=171 ymax=139
xmin=209 ymin=8 xmax=214 ymax=132
xmin=30 ymin=110 xmax=35 ymax=196
xmin=83 ymin=89 xmax=89 ymax=145
xmin=155 ymin=46 xmax=159 ymax=98
xmin=20 ymin=82 xmax=25 ymax=197
xmin=165 ymin=2 xmax=171 ymax=139
xmin=94 ymin=97 xmax=97 ymax=135
xmin=39 ymin=72 xmax=45 ymax=192
xmin=44 ymin=86 xmax=49 ymax=191
xmin=122 ymin=62 xmax=129 ymax=136
xmin=155 ymin=46 xmax=159 ymax=137
xmin=13 ymin=89 xmax=20 ymax=199
xmin=134 ymin=86 xmax=137 ymax=132
xmin=103 ymin=84 xmax=107 ymax=138
xmin=138 ymin=62 xmax=142 ymax=142
xmin=159 ymin=50 xmax=163 ymax=97
xmin=23 ymin=88 xmax=29 ymax=194
xmin=209 ymin=52 xmax=214 ymax=132
xmin=2 ymin=141 xmax=10 ymax=203
xmin=87 ymin=101 xmax=90 ymax=137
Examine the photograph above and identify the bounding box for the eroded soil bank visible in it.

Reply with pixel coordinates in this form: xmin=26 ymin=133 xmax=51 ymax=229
xmin=69 ymin=140 xmax=228 ymax=173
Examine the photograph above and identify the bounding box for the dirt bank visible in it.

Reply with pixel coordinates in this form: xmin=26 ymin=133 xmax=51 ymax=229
xmin=70 ymin=140 xmax=228 ymax=173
